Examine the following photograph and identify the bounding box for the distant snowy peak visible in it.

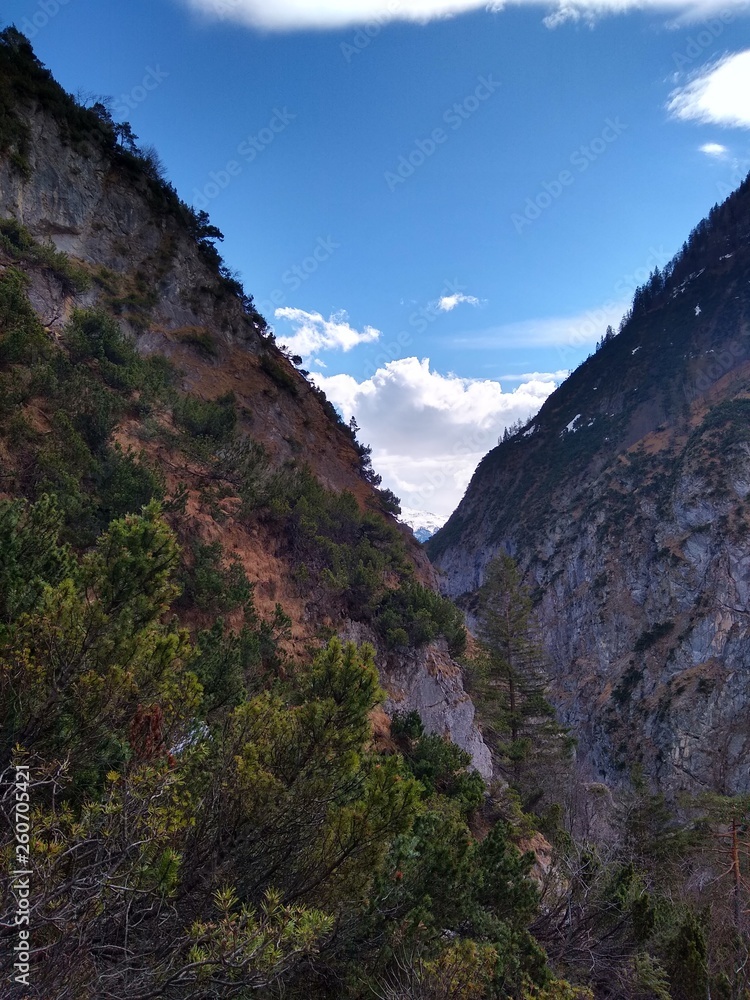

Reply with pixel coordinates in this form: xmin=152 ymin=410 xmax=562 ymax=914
xmin=398 ymin=507 xmax=449 ymax=543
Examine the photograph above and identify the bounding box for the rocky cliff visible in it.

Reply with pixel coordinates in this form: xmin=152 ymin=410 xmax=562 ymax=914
xmin=429 ymin=174 xmax=750 ymax=796
xmin=0 ymin=30 xmax=491 ymax=776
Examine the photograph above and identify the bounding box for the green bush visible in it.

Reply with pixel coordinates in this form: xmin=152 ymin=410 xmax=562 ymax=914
xmin=174 ymin=392 xmax=237 ymax=441
xmin=386 ymin=626 xmax=410 ymax=647
xmin=95 ymin=445 xmax=166 ymax=523
xmin=0 ymin=217 xmax=90 ymax=292
xmin=260 ymin=352 xmax=299 ymax=394
xmin=392 ymin=710 xmax=485 ymax=812
xmin=1 ymin=309 xmax=172 ymax=539
xmin=0 ymin=64 xmax=31 ymax=175
xmin=56 ymin=364 xmax=125 ymax=452
xmin=376 ymin=580 xmax=467 ymax=656
xmin=0 ymin=267 xmax=50 ymax=364
xmin=179 ymin=540 xmax=252 ymax=615
xmin=63 ymin=309 xmax=174 ymax=399
xmin=613 ymin=664 xmax=645 ymax=705
xmin=65 ymin=308 xmax=136 ymax=365
xmin=634 ymin=621 xmax=675 ymax=653
xmin=191 ymin=602 xmax=291 ymax=714
xmin=209 ymin=448 xmax=463 ymax=655
xmin=174 ymin=326 xmax=219 ymax=358
xmin=374 ymin=486 xmax=402 ymax=515
xmin=0 ymin=494 xmax=76 ymax=640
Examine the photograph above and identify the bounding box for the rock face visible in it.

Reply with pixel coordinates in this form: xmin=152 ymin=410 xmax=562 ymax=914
xmin=0 ymin=102 xmax=257 ymax=343
xmin=381 ymin=643 xmax=493 ymax=780
xmin=340 ymin=621 xmax=493 ymax=780
xmin=0 ymin=45 xmax=491 ymax=776
xmin=430 ymin=175 xmax=750 ymax=797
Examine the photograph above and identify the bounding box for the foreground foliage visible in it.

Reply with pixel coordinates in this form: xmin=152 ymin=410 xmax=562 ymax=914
xmin=469 ymin=555 xmax=573 ymax=811
xmin=3 ymin=27 xmax=748 ymax=995
xmin=0 ymin=500 xmax=558 ymax=998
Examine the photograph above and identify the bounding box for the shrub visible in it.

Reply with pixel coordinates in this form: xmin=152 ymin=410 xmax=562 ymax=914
xmin=633 ymin=621 xmax=675 ymax=653
xmin=212 ymin=437 xmax=284 ymax=516
xmin=0 ymin=494 xmax=76 ymax=639
xmin=56 ymin=365 xmax=124 ymax=452
xmin=375 ymin=487 xmax=402 ymax=515
xmin=0 ymin=267 xmax=50 ymax=363
xmin=173 ymin=326 xmax=219 ymax=358
xmin=260 ymin=352 xmax=299 ymax=394
xmin=613 ymin=664 xmax=645 ymax=705
xmin=95 ymin=445 xmax=166 ymax=523
xmin=63 ymin=309 xmax=174 ymax=399
xmin=179 ymin=540 xmax=252 ymax=615
xmin=392 ymin=710 xmax=485 ymax=812
xmin=191 ymin=603 xmax=291 ymax=714
xmin=0 ymin=61 xmax=31 ymax=175
xmin=174 ymin=392 xmax=237 ymax=441
xmin=0 ymin=217 xmax=90 ymax=292
xmin=64 ymin=308 xmax=136 ymax=365
xmin=376 ymin=581 xmax=467 ymax=656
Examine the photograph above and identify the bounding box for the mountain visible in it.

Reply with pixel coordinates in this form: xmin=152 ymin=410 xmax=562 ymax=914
xmin=6 ymin=32 xmax=750 ymax=998
xmin=1 ymin=32 xmax=541 ymax=999
xmin=398 ymin=505 xmax=448 ymax=542
xmin=0 ymin=29 xmax=490 ymax=778
xmin=429 ymin=173 xmax=750 ymax=797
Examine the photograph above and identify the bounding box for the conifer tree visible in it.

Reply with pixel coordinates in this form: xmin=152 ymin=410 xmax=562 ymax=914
xmin=690 ymin=793 xmax=750 ymax=1000
xmin=471 ymin=554 xmax=572 ymax=808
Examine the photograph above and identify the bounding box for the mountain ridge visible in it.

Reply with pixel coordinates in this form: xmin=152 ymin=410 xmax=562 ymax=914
xmin=6 ymin=28 xmax=750 ymax=999
xmin=429 ymin=172 xmax=750 ymax=796
xmin=0 ymin=27 xmax=491 ymax=776
xmin=398 ymin=505 xmax=448 ymax=542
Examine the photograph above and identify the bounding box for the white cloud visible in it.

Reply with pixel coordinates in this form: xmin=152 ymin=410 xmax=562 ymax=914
xmin=181 ymin=0 xmax=750 ymax=31
xmin=274 ymin=307 xmax=380 ymax=358
xmin=453 ymin=301 xmax=628 ymax=349
xmin=497 ymin=369 xmax=570 ymax=382
xmin=668 ymin=51 xmax=750 ymax=129
xmin=699 ymin=142 xmax=729 ymax=156
xmin=438 ymin=292 xmax=483 ymax=311
xmin=312 ymin=357 xmax=558 ymax=516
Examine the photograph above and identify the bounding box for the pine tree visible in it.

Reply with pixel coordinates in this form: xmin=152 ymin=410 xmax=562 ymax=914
xmin=471 ymin=554 xmax=572 ymax=808
xmin=690 ymin=793 xmax=750 ymax=999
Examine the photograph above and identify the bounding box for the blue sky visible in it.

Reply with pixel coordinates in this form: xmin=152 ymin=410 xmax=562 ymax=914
xmin=4 ymin=0 xmax=750 ymax=514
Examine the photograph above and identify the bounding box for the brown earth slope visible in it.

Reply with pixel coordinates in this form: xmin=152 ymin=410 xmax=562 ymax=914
xmin=0 ymin=36 xmax=491 ymax=776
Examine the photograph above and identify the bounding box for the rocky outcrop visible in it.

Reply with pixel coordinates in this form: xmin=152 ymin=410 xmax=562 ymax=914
xmin=381 ymin=642 xmax=493 ymax=780
xmin=0 ymin=69 xmax=491 ymax=778
xmin=430 ymin=175 xmax=750 ymax=797
xmin=0 ymin=104 xmax=256 ymax=345
xmin=339 ymin=620 xmax=493 ymax=779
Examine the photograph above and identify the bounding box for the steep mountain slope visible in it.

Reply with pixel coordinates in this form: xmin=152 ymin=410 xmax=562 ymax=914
xmin=0 ymin=29 xmax=490 ymax=775
xmin=430 ymin=175 xmax=750 ymax=796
